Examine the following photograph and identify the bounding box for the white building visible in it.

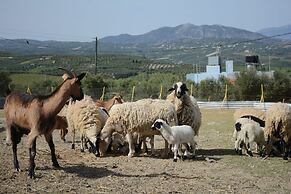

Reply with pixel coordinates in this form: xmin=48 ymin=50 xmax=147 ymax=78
xmin=186 ymin=60 xmax=236 ymax=83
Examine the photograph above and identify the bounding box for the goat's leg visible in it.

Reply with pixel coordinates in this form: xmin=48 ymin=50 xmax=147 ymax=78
xmin=45 ymin=133 xmax=60 ymax=168
xmin=28 ymin=138 xmax=37 ymax=179
xmin=10 ymin=125 xmax=20 ymax=171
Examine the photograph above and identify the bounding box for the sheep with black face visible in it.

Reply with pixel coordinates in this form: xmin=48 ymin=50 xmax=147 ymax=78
xmin=166 ymin=82 xmax=201 ymax=136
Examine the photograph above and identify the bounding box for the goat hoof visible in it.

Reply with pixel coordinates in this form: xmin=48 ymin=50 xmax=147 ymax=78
xmin=53 ymin=162 xmax=60 ymax=168
xmin=173 ymin=158 xmax=177 ymax=162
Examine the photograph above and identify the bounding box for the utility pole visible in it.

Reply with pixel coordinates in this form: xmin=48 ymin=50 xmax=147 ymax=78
xmin=94 ymin=36 xmax=98 ymax=75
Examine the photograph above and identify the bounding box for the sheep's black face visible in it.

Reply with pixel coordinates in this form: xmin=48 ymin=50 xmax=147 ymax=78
xmin=152 ymin=121 xmax=162 ymax=130
xmin=168 ymin=82 xmax=188 ymax=99
xmin=235 ymin=122 xmax=242 ymax=132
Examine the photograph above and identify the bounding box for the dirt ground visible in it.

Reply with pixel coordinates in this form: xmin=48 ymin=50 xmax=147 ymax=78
xmin=0 ymin=109 xmax=290 ymax=194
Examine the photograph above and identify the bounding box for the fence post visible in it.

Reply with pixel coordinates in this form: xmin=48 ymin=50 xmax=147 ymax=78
xmin=158 ymin=85 xmax=163 ymax=99
xmin=221 ymin=84 xmax=228 ymax=108
xmin=100 ymin=86 xmax=106 ymax=100
xmin=27 ymin=85 xmax=32 ymax=95
xmin=190 ymin=83 xmax=193 ymax=96
xmin=131 ymin=86 xmax=136 ymax=102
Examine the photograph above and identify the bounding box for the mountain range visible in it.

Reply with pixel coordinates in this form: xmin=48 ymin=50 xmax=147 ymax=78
xmin=0 ymin=23 xmax=290 ymax=64
xmin=258 ymin=24 xmax=291 ymax=40
xmin=101 ymin=23 xmax=265 ymax=44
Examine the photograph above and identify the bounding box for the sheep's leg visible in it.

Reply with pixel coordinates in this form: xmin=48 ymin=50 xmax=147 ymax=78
xmin=28 ymin=138 xmax=37 ymax=179
xmin=173 ymin=144 xmax=179 ymax=162
xmin=126 ymin=133 xmax=135 ymax=157
xmin=162 ymin=139 xmax=169 ymax=158
xmin=45 ymin=133 xmax=60 ymax=168
xmin=245 ymin=142 xmax=253 ymax=157
xmin=71 ymin=129 xmax=76 ymax=150
xmin=149 ymin=136 xmax=155 ymax=156
xmin=80 ymin=135 xmax=85 ymax=152
xmin=190 ymin=141 xmax=196 ymax=158
xmin=281 ymin=139 xmax=288 ymax=160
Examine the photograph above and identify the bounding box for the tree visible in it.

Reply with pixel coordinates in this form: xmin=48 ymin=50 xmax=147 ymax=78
xmin=0 ymin=71 xmax=12 ymax=96
xmin=83 ymin=74 xmax=108 ymax=98
xmin=264 ymin=71 xmax=291 ymax=102
xmin=235 ymin=70 xmax=262 ymax=100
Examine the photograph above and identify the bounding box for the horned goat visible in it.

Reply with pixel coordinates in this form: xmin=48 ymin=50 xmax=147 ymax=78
xmin=4 ymin=69 xmax=86 ymax=178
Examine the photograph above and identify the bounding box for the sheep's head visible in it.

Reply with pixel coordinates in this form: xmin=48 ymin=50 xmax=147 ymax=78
xmin=168 ymin=82 xmax=188 ymax=99
xmin=151 ymin=119 xmax=166 ymax=131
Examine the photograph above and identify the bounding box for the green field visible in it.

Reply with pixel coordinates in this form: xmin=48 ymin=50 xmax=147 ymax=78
xmin=10 ymin=73 xmax=61 ymax=86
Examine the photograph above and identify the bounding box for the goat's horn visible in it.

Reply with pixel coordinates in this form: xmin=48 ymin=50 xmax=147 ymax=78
xmin=58 ymin=67 xmax=74 ymax=78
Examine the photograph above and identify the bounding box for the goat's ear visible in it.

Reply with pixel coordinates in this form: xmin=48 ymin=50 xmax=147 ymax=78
xmin=77 ymin=73 xmax=86 ymax=81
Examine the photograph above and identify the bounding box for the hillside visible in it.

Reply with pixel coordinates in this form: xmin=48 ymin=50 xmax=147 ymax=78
xmin=101 ymin=24 xmax=265 ymax=44
xmin=258 ymin=24 xmax=291 ymax=40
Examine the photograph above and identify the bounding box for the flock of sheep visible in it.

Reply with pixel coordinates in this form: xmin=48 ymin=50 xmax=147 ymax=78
xmin=3 ymin=69 xmax=291 ymax=179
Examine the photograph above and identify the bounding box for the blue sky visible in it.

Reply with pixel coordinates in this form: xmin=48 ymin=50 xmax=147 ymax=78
xmin=0 ymin=0 xmax=291 ymax=41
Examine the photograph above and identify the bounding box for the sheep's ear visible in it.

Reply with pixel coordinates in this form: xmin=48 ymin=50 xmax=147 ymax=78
xmin=182 ymin=83 xmax=189 ymax=91
xmin=168 ymin=87 xmax=175 ymax=92
xmin=77 ymin=73 xmax=86 ymax=81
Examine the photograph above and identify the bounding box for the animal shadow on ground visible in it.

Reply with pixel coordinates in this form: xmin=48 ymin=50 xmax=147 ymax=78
xmin=0 ymin=127 xmax=5 ymax=133
xmin=62 ymin=164 xmax=199 ymax=180
xmin=198 ymin=148 xmax=236 ymax=156
xmin=62 ymin=164 xmax=113 ymax=179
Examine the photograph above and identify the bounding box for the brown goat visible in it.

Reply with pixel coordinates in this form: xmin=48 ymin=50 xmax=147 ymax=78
xmin=95 ymin=94 xmax=124 ymax=111
xmin=54 ymin=115 xmax=68 ymax=142
xmin=4 ymin=71 xmax=86 ymax=178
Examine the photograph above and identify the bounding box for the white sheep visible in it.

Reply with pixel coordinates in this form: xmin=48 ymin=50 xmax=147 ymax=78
xmin=151 ymin=119 xmax=196 ymax=162
xmin=264 ymin=102 xmax=291 ymax=160
xmin=233 ymin=118 xmax=265 ymax=156
xmin=66 ymin=95 xmax=108 ymax=156
xmin=233 ymin=107 xmax=266 ymax=127
xmin=166 ymin=82 xmax=201 ymax=136
xmin=99 ymin=98 xmax=178 ymax=157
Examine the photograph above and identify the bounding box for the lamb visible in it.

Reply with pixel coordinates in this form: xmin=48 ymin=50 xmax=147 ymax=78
xmin=98 ymin=98 xmax=178 ymax=157
xmin=264 ymin=102 xmax=291 ymax=160
xmin=151 ymin=119 xmax=196 ymax=162
xmin=4 ymin=69 xmax=86 ymax=178
xmin=233 ymin=118 xmax=265 ymax=156
xmin=166 ymin=82 xmax=201 ymax=136
xmin=66 ymin=95 xmax=109 ymax=156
